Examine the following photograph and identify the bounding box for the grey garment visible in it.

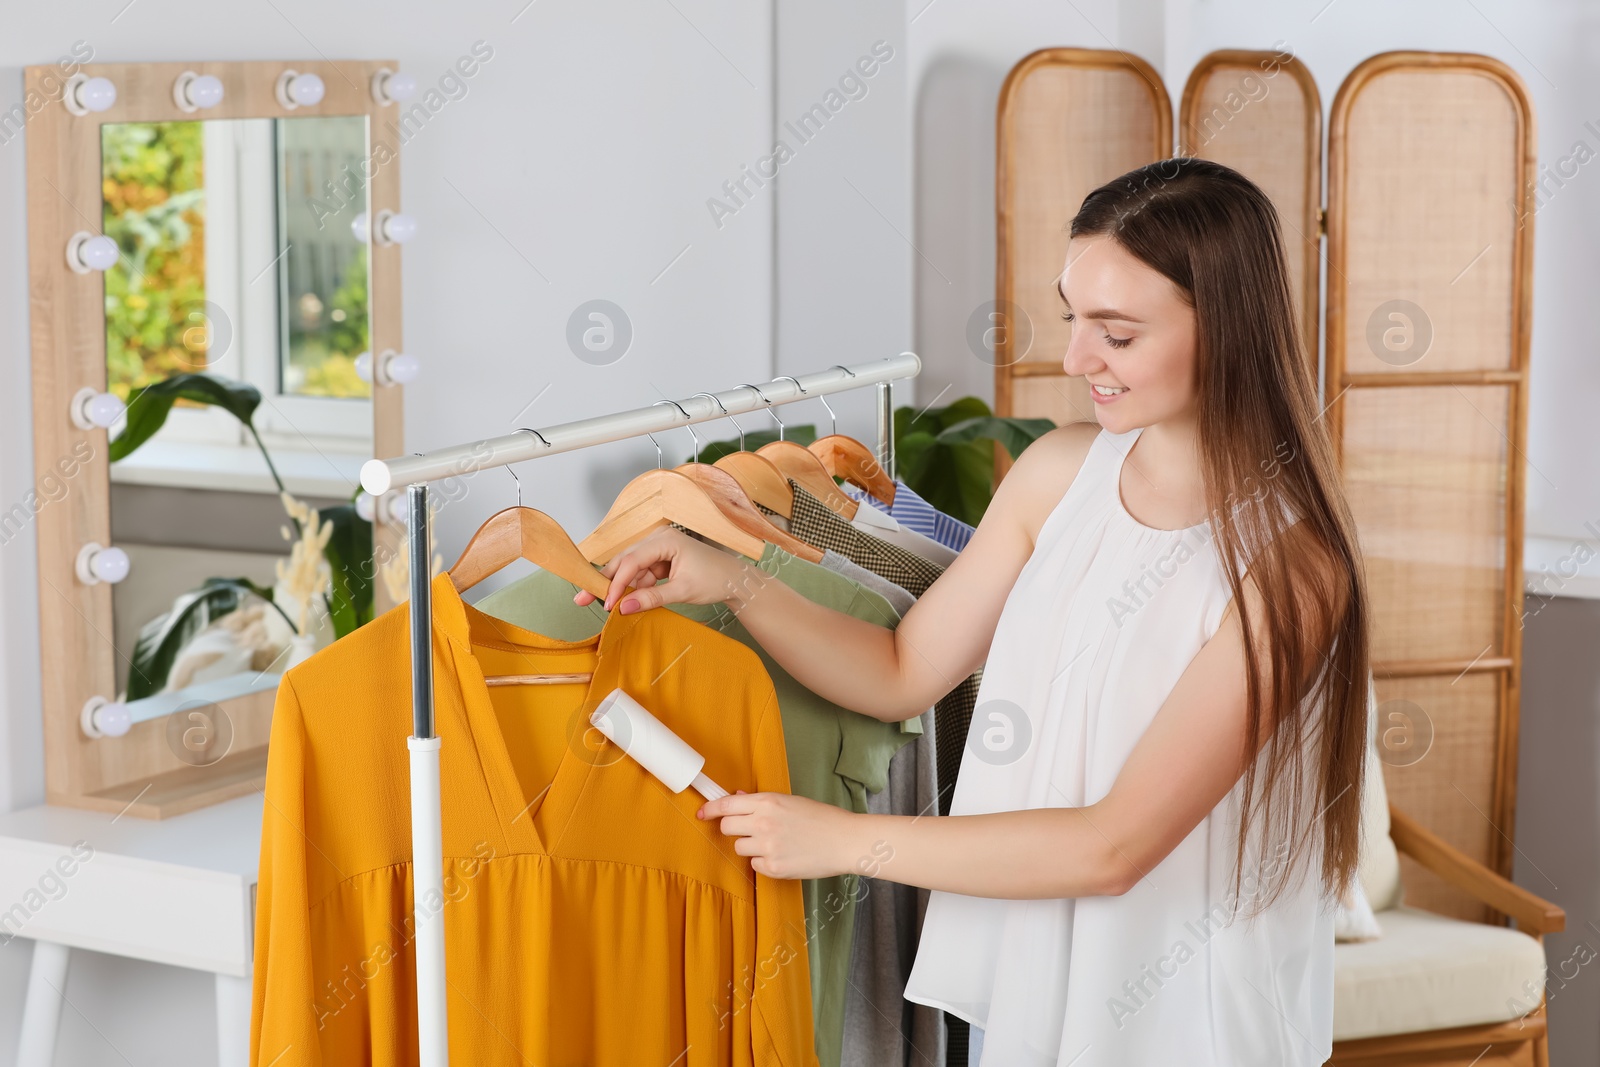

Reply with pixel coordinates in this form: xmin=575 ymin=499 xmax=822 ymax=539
xmin=840 ymin=703 xmax=947 ymax=1067
xmin=967 ymin=1026 xmax=984 ymax=1065
xmin=820 ymin=550 xmax=917 ymax=616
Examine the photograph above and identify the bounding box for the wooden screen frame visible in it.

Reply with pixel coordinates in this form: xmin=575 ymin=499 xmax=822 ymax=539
xmin=993 ymin=48 xmax=1171 ymax=482
xmin=1325 ymin=51 xmax=1537 ymax=909
xmin=1178 ymin=49 xmax=1323 ymax=375
xmin=25 ymin=59 xmax=406 ymax=818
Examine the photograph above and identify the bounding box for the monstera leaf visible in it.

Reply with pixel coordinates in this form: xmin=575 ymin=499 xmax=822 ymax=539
xmin=110 ymin=373 xmax=284 ymax=491
xmin=894 ymin=397 xmax=1054 ymax=526
xmin=126 ymin=577 xmax=291 ymax=701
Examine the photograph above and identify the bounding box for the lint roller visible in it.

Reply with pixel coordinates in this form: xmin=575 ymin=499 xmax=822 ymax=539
xmin=590 ymin=687 xmax=728 ymax=801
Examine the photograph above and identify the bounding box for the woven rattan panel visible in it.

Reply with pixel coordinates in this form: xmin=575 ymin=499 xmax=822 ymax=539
xmin=1344 ymin=385 xmax=1511 ymax=661
xmin=1328 ymin=53 xmax=1535 ymax=923
xmin=993 ymin=49 xmax=1170 ymax=475
xmin=1179 ymin=50 xmax=1322 ymax=372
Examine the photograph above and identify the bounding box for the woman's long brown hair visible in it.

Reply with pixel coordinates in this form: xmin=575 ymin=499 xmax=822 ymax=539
xmin=1071 ymin=158 xmax=1370 ymax=912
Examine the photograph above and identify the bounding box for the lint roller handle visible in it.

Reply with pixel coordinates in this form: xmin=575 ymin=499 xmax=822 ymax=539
xmin=589 ymin=687 xmax=729 ymax=801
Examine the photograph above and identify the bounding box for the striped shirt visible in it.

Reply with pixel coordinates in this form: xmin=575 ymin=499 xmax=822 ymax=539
xmin=842 ymin=479 xmax=975 ymax=553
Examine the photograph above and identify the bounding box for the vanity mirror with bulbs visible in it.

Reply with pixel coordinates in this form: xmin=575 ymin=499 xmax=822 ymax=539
xmin=25 ymin=60 xmax=414 ymax=817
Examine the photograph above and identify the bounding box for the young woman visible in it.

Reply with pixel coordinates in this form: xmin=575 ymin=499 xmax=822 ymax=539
xmin=579 ymin=158 xmax=1369 ymax=1066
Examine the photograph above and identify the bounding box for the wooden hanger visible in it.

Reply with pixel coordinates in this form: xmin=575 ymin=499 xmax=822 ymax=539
xmin=801 ymin=381 xmax=896 ymax=503
xmin=673 ymin=462 xmax=823 ymax=562
xmin=758 ymin=440 xmax=859 ymax=520
xmin=713 ymin=451 xmax=795 ymax=517
xmin=809 ymin=435 xmax=896 ymax=505
xmin=578 ymin=468 xmax=768 ymax=565
xmin=450 ymin=506 xmax=611 ymax=598
xmin=740 ymin=380 xmax=858 ymax=519
xmin=449 ymin=505 xmax=616 ymax=687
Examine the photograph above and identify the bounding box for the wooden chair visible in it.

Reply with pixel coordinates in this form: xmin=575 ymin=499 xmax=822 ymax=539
xmin=1329 ymin=691 xmax=1563 ymax=1065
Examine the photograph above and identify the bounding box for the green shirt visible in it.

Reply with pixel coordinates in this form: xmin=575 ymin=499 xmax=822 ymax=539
xmin=475 ymin=541 xmax=916 ymax=1067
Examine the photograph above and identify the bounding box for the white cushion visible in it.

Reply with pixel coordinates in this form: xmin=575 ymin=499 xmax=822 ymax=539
xmin=1332 ymin=905 xmax=1547 ymax=1041
xmin=1358 ymin=679 xmax=1403 ymax=912
xmin=1334 ymin=880 xmax=1382 ymax=943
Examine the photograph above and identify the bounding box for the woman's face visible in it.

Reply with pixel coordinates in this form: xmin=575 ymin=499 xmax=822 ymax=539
xmin=1057 ymin=234 xmax=1199 ymax=433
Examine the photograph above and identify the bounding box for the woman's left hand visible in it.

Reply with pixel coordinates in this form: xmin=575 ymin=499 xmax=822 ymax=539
xmin=698 ymin=790 xmax=853 ymax=880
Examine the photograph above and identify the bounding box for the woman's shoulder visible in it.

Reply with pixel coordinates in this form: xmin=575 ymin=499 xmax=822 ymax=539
xmin=998 ymin=421 xmax=1105 ymax=546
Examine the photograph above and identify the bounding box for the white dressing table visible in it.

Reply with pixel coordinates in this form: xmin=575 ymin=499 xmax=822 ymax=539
xmin=0 ymin=794 xmax=261 ymax=1067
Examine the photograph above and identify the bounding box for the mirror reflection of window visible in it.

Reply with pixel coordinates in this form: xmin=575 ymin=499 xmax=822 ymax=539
xmin=100 ymin=115 xmax=374 ymax=711
xmin=102 ymin=120 xmax=210 ymax=394
xmin=275 ymin=115 xmax=369 ymax=400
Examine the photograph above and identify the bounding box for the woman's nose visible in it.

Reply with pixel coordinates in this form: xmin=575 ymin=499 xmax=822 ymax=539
xmin=1062 ymin=333 xmax=1103 ymax=378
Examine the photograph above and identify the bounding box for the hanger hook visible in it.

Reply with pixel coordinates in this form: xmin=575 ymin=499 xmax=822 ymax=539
xmin=774 ymin=375 xmax=812 ymax=440
xmin=690 ymin=391 xmax=742 ymax=452
xmin=740 ymin=383 xmax=783 ymax=441
xmin=652 ymin=399 xmax=697 ymax=463
xmin=503 ymin=464 xmax=523 ymax=508
xmin=817 ymin=394 xmax=838 ymax=437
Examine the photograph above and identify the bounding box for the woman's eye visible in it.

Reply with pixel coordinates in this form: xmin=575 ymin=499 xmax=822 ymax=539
xmin=1061 ymin=310 xmax=1075 ymax=323
xmin=1105 ymin=334 xmax=1132 ymax=349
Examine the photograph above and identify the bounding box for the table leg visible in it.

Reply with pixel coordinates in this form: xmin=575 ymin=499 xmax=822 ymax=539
xmin=17 ymin=940 xmax=69 ymax=1067
xmin=214 ymin=972 xmax=251 ymax=1067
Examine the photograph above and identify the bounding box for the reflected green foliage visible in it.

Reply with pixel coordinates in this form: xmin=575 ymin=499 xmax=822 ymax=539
xmin=101 ymin=121 xmax=211 ymax=398
xmin=127 ymin=577 xmax=289 ymax=701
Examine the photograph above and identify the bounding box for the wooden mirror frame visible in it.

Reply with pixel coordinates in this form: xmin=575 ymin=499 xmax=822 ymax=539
xmin=25 ymin=59 xmax=405 ymax=817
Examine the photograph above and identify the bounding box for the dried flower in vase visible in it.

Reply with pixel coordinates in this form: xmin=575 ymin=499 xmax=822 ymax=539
xmin=276 ymin=491 xmax=335 ymax=635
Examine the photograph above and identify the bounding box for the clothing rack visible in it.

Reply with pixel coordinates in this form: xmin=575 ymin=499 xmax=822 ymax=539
xmin=364 ymin=352 xmax=921 ymax=1066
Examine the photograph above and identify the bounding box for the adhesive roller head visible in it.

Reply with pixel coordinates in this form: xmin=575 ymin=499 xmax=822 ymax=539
xmin=589 ymin=688 xmax=728 ymax=801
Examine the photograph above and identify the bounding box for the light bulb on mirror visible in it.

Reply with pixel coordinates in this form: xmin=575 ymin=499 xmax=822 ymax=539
xmin=64 ymin=74 xmax=117 ymax=115
xmin=276 ymin=69 xmax=326 ymax=110
xmin=371 ymin=68 xmax=417 ymax=105
xmin=355 ymin=350 xmax=420 ymax=387
xmin=70 ymin=387 xmax=125 ymax=430
xmin=81 ymin=697 xmax=132 ymax=739
xmin=355 ymin=491 xmax=376 ymax=522
xmin=67 ymin=232 xmax=118 ymax=274
xmin=350 ymin=212 xmax=370 ymax=244
xmin=174 ymin=71 xmax=225 ymax=112
xmin=75 ymin=543 xmax=131 ymax=586
xmin=375 ymin=210 xmax=417 ymax=246
xmin=384 ymin=352 xmax=420 ymax=384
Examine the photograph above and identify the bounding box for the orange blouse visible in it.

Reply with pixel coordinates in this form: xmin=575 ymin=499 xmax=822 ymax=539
xmin=251 ymin=573 xmax=818 ymax=1066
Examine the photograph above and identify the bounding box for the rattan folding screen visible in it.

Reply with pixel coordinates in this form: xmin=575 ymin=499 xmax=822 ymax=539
xmin=992 ymin=49 xmax=1169 ymax=481
xmin=993 ymin=49 xmax=1534 ymax=921
xmin=1179 ymin=49 xmax=1323 ymax=371
xmin=1326 ymin=53 xmax=1535 ymax=923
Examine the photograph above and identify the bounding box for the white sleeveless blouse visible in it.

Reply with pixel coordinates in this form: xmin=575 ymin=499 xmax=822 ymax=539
xmin=903 ymin=427 xmax=1334 ymax=1066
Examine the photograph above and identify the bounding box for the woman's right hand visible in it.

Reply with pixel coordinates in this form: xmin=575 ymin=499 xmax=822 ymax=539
xmin=574 ymin=528 xmax=759 ymax=614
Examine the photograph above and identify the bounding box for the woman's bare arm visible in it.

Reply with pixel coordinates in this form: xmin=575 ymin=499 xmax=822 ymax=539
xmin=708 ymin=553 xmax=1334 ymax=899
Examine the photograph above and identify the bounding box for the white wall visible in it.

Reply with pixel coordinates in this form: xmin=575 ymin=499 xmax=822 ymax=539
xmin=0 ymin=1 xmax=783 ymax=1061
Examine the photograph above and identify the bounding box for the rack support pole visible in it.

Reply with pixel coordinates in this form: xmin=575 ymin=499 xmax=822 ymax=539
xmin=406 ymin=483 xmax=450 ymax=1066
xmin=875 ymin=379 xmax=895 ymax=481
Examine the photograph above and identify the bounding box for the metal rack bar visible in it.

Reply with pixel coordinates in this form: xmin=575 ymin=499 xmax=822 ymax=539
xmin=363 ymin=352 xmax=919 ymax=495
